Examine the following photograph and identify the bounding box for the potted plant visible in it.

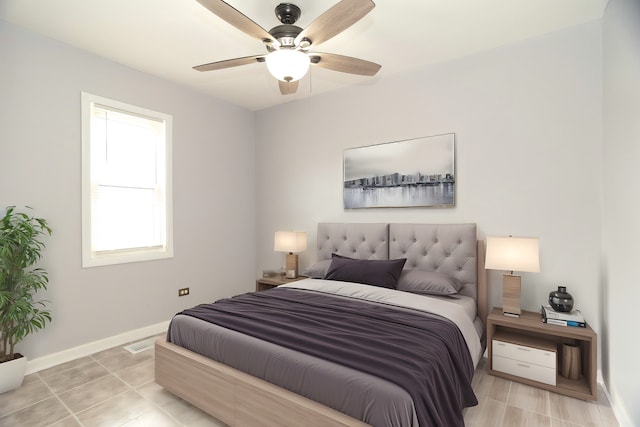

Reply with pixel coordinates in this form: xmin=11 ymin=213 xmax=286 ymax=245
xmin=0 ymin=206 xmax=52 ymax=393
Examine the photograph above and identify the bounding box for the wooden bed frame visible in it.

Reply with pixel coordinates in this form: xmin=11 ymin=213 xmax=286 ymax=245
xmin=155 ymin=239 xmax=488 ymax=427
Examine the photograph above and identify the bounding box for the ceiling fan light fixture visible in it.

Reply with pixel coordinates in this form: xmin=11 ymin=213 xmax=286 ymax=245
xmin=265 ymin=49 xmax=310 ymax=82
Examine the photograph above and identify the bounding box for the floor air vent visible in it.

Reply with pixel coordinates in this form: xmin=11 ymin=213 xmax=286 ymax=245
xmin=123 ymin=337 xmax=156 ymax=354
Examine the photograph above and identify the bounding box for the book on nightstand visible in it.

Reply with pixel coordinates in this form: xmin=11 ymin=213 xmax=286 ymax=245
xmin=541 ymin=305 xmax=586 ymax=327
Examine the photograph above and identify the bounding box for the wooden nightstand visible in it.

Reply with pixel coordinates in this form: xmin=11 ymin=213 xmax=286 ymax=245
xmin=255 ymin=276 xmax=305 ymax=292
xmin=487 ymin=307 xmax=597 ymax=400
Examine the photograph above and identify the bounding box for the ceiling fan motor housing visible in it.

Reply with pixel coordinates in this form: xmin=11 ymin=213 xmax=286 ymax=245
xmin=271 ymin=3 xmax=304 ymax=47
xmin=269 ymin=24 xmax=302 ymax=47
xmin=275 ymin=3 xmax=301 ymax=25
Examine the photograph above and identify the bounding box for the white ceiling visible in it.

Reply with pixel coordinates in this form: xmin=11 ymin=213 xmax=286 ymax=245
xmin=1 ymin=0 xmax=608 ymax=111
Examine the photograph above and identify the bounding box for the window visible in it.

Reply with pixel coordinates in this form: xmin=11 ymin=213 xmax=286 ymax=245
xmin=81 ymin=92 xmax=173 ymax=267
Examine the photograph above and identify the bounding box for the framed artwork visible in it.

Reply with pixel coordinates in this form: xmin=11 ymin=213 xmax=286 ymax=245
xmin=343 ymin=133 xmax=455 ymax=209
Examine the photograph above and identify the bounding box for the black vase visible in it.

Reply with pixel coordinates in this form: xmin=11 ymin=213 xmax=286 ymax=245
xmin=549 ymin=286 xmax=574 ymax=312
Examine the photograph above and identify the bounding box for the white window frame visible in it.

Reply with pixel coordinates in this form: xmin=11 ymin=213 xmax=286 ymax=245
xmin=81 ymin=92 xmax=173 ymax=267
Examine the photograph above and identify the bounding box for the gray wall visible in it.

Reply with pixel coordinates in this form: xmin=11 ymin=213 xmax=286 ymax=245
xmin=603 ymin=0 xmax=640 ymax=425
xmin=0 ymin=21 xmax=257 ymax=359
xmin=255 ymin=21 xmax=603 ymax=336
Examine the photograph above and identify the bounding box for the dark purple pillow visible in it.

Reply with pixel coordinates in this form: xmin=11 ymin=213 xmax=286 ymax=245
xmin=324 ymin=254 xmax=406 ymax=289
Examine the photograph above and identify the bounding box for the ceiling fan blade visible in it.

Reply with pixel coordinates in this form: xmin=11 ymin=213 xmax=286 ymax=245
xmin=279 ymin=80 xmax=299 ymax=95
xmin=196 ymin=0 xmax=276 ymax=45
xmin=193 ymin=55 xmax=266 ymax=72
xmin=310 ymin=53 xmax=381 ymax=76
xmin=295 ymin=0 xmax=375 ymax=48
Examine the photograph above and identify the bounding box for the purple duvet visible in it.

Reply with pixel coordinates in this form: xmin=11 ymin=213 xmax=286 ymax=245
xmin=177 ymin=288 xmax=477 ymax=427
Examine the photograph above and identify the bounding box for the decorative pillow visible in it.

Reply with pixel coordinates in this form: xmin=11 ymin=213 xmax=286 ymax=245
xmin=396 ymin=270 xmax=462 ymax=296
xmin=324 ymin=254 xmax=406 ymax=289
xmin=301 ymin=259 xmax=331 ymax=279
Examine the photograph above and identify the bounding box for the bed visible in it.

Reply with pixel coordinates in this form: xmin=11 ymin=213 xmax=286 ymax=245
xmin=155 ymin=223 xmax=488 ymax=427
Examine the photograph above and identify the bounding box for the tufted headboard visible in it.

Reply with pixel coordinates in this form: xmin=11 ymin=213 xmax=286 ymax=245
xmin=317 ymin=223 xmax=389 ymax=261
xmin=315 ymin=222 xmax=488 ymax=327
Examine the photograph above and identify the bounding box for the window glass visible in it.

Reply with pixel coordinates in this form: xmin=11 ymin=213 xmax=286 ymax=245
xmin=81 ymin=93 xmax=173 ymax=267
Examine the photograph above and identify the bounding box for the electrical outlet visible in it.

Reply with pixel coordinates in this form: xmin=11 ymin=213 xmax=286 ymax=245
xmin=178 ymin=287 xmax=190 ymax=297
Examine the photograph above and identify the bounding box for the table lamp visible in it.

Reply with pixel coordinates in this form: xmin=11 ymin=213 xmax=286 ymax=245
xmin=485 ymin=236 xmax=540 ymax=317
xmin=274 ymin=231 xmax=307 ymax=279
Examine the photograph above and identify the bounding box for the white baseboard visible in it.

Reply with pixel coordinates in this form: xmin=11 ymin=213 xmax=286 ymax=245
xmin=25 ymin=320 xmax=170 ymax=375
xmin=610 ymin=400 xmax=634 ymax=427
xmin=598 ymin=372 xmax=635 ymax=427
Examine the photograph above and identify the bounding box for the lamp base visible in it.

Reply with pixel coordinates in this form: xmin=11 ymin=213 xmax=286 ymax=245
xmin=502 ymin=274 xmax=521 ymax=317
xmin=285 ymin=253 xmax=298 ymax=279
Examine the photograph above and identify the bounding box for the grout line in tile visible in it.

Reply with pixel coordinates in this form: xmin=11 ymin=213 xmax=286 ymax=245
xmin=38 ymin=358 xmax=96 ymax=381
xmin=72 ymin=387 xmax=134 ymax=418
xmin=499 ymin=382 xmax=511 ymax=427
xmin=495 ymin=403 xmax=507 ymax=427
xmin=50 ymin=370 xmax=113 ymax=397
xmin=90 ymin=354 xmax=112 ymax=373
xmin=72 ymin=374 xmax=145 ymax=425
xmin=37 ymin=371 xmax=84 ymax=427
xmin=1 ymin=335 xmax=166 ymax=427
xmin=0 ymin=376 xmax=53 ymax=419
xmin=74 ymin=341 xmax=159 ymax=425
xmin=136 ymin=392 xmax=187 ymax=427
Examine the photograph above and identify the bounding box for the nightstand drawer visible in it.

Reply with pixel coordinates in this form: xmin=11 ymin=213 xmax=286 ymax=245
xmin=493 ymin=354 xmax=556 ymax=385
xmin=493 ymin=339 xmax=556 ymax=369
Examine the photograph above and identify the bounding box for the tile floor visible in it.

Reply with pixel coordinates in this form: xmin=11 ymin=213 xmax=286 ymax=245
xmin=0 ymin=336 xmax=620 ymax=427
xmin=463 ymin=358 xmax=619 ymax=427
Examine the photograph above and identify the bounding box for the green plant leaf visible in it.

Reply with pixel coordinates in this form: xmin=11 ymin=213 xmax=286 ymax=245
xmin=0 ymin=206 xmax=52 ymax=360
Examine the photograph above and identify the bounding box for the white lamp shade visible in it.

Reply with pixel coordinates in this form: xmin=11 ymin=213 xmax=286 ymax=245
xmin=274 ymin=231 xmax=307 ymax=253
xmin=265 ymin=49 xmax=310 ymax=82
xmin=485 ymin=236 xmax=540 ymax=273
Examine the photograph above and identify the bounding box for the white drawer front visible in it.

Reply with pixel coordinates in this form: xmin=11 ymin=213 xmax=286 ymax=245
xmin=493 ymin=355 xmax=556 ymax=386
xmin=493 ymin=339 xmax=556 ymax=369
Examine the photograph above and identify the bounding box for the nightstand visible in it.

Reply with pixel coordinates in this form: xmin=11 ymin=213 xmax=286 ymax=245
xmin=486 ymin=307 xmax=597 ymax=400
xmin=255 ymin=276 xmax=305 ymax=292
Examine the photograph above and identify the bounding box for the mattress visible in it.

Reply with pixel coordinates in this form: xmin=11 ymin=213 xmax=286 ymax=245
xmin=167 ymin=279 xmax=481 ymax=427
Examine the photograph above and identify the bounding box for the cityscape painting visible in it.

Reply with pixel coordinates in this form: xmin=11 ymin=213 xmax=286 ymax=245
xmin=343 ymin=134 xmax=455 ymax=208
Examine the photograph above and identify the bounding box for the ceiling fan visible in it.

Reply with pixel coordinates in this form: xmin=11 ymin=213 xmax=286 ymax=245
xmin=193 ymin=0 xmax=382 ymax=95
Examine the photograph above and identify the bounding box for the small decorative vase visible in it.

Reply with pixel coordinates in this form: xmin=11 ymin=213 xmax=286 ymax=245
xmin=549 ymin=286 xmax=574 ymax=312
xmin=561 ymin=344 xmax=582 ymax=380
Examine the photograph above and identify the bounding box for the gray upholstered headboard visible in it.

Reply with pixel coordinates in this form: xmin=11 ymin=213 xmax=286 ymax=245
xmin=315 ymin=222 xmax=488 ymax=327
xmin=317 ymin=223 xmax=389 ymax=261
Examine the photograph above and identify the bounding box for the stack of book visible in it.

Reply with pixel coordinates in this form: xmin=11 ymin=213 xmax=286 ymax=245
xmin=541 ymin=305 xmax=586 ymax=327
